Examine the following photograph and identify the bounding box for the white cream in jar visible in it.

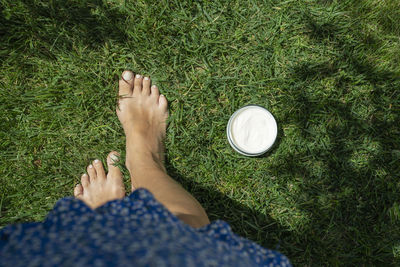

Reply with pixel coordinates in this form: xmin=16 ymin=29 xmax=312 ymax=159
xmin=227 ymin=105 xmax=277 ymax=156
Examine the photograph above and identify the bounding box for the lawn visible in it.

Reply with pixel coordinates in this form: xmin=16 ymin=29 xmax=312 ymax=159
xmin=1 ymin=0 xmax=400 ymax=265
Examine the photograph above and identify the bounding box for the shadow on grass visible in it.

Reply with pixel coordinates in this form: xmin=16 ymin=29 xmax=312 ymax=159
xmin=166 ymin=164 xmax=287 ymax=250
xmin=0 ymin=0 xmax=128 ymax=62
xmin=271 ymin=7 xmax=400 ymax=264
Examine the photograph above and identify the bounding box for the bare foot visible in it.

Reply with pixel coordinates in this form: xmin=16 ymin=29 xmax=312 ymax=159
xmin=116 ymin=71 xmax=168 ymax=189
xmin=74 ymin=151 xmax=125 ymax=209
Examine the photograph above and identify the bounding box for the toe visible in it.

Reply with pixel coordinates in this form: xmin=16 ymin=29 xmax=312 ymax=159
xmin=158 ymin=94 xmax=168 ymax=111
xmin=151 ymin=85 xmax=160 ymax=99
xmin=93 ymin=159 xmax=106 ymax=180
xmin=107 ymin=151 xmax=120 ymax=165
xmin=142 ymin=76 xmax=151 ymax=95
xmin=107 ymin=151 xmax=123 ymax=180
xmin=119 ymin=70 xmax=134 ymax=97
xmin=81 ymin=174 xmax=90 ymax=188
xmin=74 ymin=184 xmax=84 ymax=197
xmin=133 ymin=74 xmax=143 ymax=95
xmin=87 ymin=164 xmax=96 ymax=181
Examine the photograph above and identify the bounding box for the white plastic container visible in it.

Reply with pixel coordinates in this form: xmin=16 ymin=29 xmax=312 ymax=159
xmin=227 ymin=105 xmax=278 ymax=156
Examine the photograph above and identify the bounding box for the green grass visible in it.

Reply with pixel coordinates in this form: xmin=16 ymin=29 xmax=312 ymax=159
xmin=1 ymin=0 xmax=400 ymax=265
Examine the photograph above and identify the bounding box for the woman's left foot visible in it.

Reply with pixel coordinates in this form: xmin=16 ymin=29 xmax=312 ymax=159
xmin=74 ymin=151 xmax=126 ymax=209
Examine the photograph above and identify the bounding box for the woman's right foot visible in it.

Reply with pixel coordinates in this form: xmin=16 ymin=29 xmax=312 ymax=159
xmin=117 ymin=70 xmax=169 ymax=190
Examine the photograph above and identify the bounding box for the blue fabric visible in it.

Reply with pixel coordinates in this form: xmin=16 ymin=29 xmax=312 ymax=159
xmin=0 ymin=188 xmax=291 ymax=267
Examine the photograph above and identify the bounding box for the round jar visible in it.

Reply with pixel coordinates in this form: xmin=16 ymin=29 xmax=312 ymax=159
xmin=227 ymin=105 xmax=278 ymax=156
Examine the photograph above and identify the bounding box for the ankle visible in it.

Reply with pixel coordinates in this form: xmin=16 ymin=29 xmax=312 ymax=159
xmin=126 ymin=131 xmax=165 ymax=162
xmin=126 ymin=150 xmax=165 ymax=172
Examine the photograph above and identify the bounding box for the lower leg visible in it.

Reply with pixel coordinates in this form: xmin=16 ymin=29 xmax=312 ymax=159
xmin=127 ymin=143 xmax=209 ymax=228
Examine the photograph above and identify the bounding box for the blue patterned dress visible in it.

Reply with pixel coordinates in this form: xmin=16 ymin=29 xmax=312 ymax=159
xmin=0 ymin=188 xmax=291 ymax=266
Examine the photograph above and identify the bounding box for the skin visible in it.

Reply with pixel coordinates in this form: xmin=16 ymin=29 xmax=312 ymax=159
xmin=74 ymin=71 xmax=210 ymax=228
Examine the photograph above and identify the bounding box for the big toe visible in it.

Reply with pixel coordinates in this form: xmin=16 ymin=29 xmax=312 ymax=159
xmin=107 ymin=151 xmax=123 ymax=180
xmin=74 ymin=184 xmax=83 ymax=198
xmin=119 ymin=70 xmax=134 ymax=97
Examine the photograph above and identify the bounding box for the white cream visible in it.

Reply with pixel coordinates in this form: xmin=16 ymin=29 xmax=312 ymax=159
xmin=230 ymin=106 xmax=277 ymax=154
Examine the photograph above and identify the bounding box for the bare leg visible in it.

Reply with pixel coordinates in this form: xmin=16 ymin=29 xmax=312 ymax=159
xmin=116 ymin=70 xmax=210 ymax=228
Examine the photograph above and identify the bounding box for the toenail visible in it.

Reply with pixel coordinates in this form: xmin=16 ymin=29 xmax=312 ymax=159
xmin=160 ymin=94 xmax=164 ymax=97
xmin=136 ymin=74 xmax=141 ymax=79
xmin=94 ymin=159 xmax=100 ymax=164
xmin=151 ymin=85 xmax=157 ymax=89
xmin=122 ymin=71 xmax=133 ymax=81
xmin=144 ymin=76 xmax=149 ymax=80
xmin=89 ymin=165 xmax=93 ymax=169
xmin=110 ymin=154 xmax=119 ymax=161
